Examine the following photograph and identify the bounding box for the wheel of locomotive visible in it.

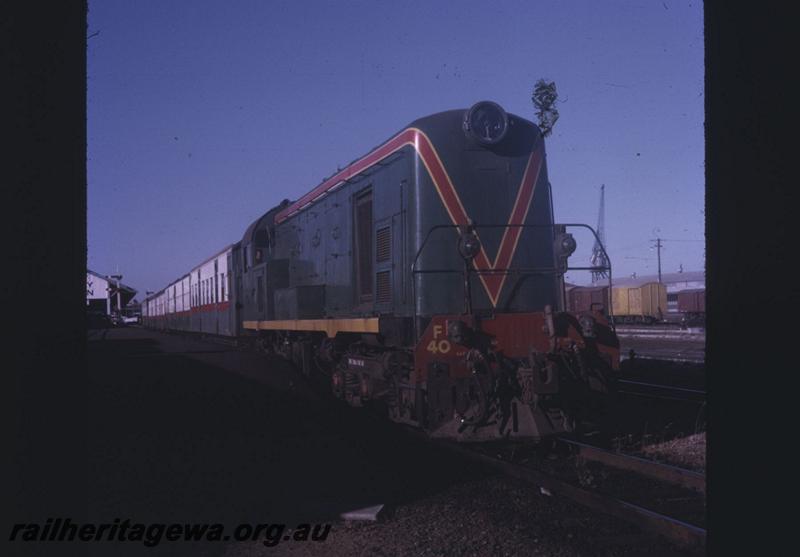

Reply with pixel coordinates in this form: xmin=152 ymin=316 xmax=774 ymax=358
xmin=380 ymin=350 xmax=414 ymax=422
xmin=331 ymin=360 xmax=346 ymax=399
xmin=317 ymin=337 xmax=337 ymax=371
xmin=290 ymin=339 xmax=311 ymax=376
xmin=255 ymin=335 xmax=271 ymax=354
xmin=275 ymin=332 xmax=292 ymax=361
xmin=386 ymin=375 xmax=400 ymax=421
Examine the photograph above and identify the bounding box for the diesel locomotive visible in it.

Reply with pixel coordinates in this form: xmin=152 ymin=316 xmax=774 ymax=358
xmin=142 ymin=101 xmax=620 ymax=441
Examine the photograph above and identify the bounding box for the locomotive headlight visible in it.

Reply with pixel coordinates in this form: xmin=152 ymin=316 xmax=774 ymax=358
xmin=579 ymin=314 xmax=596 ymax=338
xmin=463 ymin=101 xmax=509 ymax=145
xmin=555 ymin=233 xmax=577 ymax=258
xmin=554 ymin=232 xmax=576 ymax=273
xmin=458 ymin=231 xmax=481 ymax=260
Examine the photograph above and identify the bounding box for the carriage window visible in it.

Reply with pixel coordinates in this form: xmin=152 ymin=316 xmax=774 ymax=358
xmin=354 ymin=190 xmax=373 ymax=301
xmin=220 ymin=273 xmax=225 ymax=301
xmin=214 ymin=261 xmax=218 ymax=302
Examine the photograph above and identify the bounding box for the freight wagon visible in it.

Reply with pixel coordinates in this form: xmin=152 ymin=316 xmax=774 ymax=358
xmin=567 ymin=285 xmax=610 ymax=315
xmin=677 ymin=288 xmax=705 ymax=326
xmin=610 ymin=282 xmax=667 ymax=324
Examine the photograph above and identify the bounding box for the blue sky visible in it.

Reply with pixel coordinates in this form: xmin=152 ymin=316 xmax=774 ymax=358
xmin=88 ymin=0 xmax=704 ymax=295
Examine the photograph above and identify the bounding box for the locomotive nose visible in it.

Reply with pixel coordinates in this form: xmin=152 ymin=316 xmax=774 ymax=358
xmin=463 ymin=101 xmax=509 ymax=145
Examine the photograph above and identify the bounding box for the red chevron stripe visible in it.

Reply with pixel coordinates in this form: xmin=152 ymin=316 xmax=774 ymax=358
xmin=276 ymin=129 xmax=418 ymax=223
xmin=481 ymin=146 xmax=544 ymax=305
xmin=275 ymin=128 xmax=543 ymax=307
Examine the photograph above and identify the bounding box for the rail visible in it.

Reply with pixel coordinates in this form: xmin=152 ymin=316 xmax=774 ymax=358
xmin=616 ymin=379 xmax=706 ymax=403
xmin=434 ymin=438 xmax=706 ymax=552
xmin=556 ymin=436 xmax=706 ymax=494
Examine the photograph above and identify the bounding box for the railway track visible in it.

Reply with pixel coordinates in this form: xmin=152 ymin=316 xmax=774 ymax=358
xmin=556 ymin=437 xmax=705 ymax=494
xmin=614 ymin=326 xmax=705 ymax=338
xmin=430 ymin=437 xmax=706 ymax=553
xmin=616 ymin=379 xmax=706 ymax=403
xmin=622 ymin=352 xmax=704 ymax=364
xmin=155 ymin=328 xmax=707 ymax=551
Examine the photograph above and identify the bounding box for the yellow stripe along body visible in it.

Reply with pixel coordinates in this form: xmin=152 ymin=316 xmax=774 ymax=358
xmin=242 ymin=318 xmax=380 ymax=338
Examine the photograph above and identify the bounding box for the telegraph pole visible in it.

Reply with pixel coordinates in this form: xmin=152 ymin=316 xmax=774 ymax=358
xmin=652 ymin=238 xmax=663 ymax=283
xmin=109 ymin=274 xmax=123 ymax=315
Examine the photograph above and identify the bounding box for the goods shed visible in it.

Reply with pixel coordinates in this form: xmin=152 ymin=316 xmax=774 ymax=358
xmin=86 ymin=270 xmax=137 ymax=315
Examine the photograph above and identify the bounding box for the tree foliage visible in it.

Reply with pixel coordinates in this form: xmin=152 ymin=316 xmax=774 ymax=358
xmin=531 ymin=79 xmax=559 ymax=137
